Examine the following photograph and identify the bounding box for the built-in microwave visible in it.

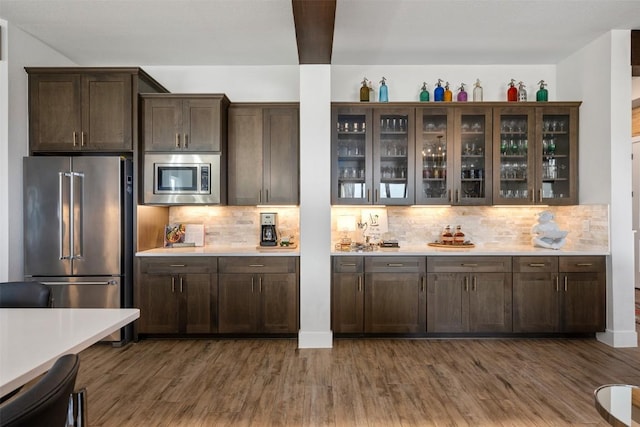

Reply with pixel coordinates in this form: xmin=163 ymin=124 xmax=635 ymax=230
xmin=143 ymin=153 xmax=221 ymax=204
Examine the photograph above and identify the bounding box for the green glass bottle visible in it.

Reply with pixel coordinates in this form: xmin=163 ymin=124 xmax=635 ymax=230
xmin=536 ymin=80 xmax=548 ymax=102
xmin=420 ymin=82 xmax=429 ymax=102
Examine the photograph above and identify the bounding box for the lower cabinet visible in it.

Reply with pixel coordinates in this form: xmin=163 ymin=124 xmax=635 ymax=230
xmin=218 ymin=257 xmax=299 ymax=334
xmin=426 ymin=257 xmax=512 ymax=333
xmin=137 ymin=257 xmax=217 ymax=334
xmin=331 ymin=257 xmax=365 ymax=333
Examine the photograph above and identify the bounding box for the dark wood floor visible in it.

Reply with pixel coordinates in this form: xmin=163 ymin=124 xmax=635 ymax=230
xmin=76 ymin=334 xmax=640 ymax=426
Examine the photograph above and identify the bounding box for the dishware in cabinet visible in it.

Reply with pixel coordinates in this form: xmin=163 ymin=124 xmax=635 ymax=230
xmin=373 ymin=108 xmax=415 ymax=205
xmin=332 ymin=107 xmax=373 ymax=205
xmin=492 ymin=106 xmax=535 ymax=204
xmin=535 ymin=105 xmax=578 ymax=205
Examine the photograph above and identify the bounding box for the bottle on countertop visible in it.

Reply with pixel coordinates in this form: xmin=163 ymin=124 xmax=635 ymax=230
xmin=536 ymin=80 xmax=548 ymax=102
xmin=453 ymin=225 xmax=465 ymax=245
xmin=473 ymin=79 xmax=483 ymax=102
xmin=420 ymin=82 xmax=430 ymax=102
xmin=457 ymin=83 xmax=468 ymax=102
xmin=434 ymin=79 xmax=445 ymax=102
xmin=360 ymin=77 xmax=369 ymax=102
xmin=517 ymin=81 xmax=527 ymax=102
xmin=441 ymin=225 xmax=454 ymax=245
xmin=379 ymin=77 xmax=389 ymax=102
xmin=507 ymin=79 xmax=518 ymax=102
xmin=444 ymin=82 xmax=453 ymax=102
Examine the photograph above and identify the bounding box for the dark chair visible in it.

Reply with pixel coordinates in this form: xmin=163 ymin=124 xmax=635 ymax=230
xmin=0 ymin=281 xmax=51 ymax=308
xmin=0 ymin=354 xmax=80 ymax=427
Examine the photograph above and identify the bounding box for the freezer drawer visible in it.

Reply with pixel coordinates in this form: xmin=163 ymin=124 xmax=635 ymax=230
xmin=29 ymin=276 xmax=122 ymax=341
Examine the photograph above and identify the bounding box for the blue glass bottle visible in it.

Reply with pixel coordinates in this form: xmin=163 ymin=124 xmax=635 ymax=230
xmin=378 ymin=77 xmax=388 ymax=102
xmin=434 ymin=79 xmax=444 ymax=102
xmin=420 ymin=82 xmax=429 ymax=102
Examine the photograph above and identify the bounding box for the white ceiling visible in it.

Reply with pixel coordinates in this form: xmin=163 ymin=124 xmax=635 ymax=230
xmin=1 ymin=0 xmax=640 ymax=66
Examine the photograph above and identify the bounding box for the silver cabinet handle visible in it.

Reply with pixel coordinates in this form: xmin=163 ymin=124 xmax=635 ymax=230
xmin=461 ymin=263 xmax=478 ymax=267
xmin=387 ymin=263 xmax=404 ymax=267
xmin=170 ymin=264 xmax=186 ymax=267
xmin=575 ymin=263 xmax=593 ymax=267
xmin=367 ymin=189 xmax=371 ymax=202
xmin=358 ymin=276 xmax=362 ymax=292
xmin=184 ymin=134 xmax=189 ymax=148
xmin=171 ymin=276 xmax=175 ymax=293
xmin=72 ymin=131 xmax=78 ymax=147
xmin=528 ymin=263 xmax=546 ymax=267
xmin=179 ymin=276 xmax=184 ymax=293
xmin=259 ymin=190 xmax=262 ymax=203
xmin=555 ymin=275 xmax=559 ymax=292
xmin=539 ymin=188 xmax=543 ymax=203
xmin=249 ymin=264 xmax=265 ymax=267
xmin=448 ymin=189 xmax=452 ymax=203
xmin=251 ymin=276 xmax=254 ymax=293
xmin=342 ymin=263 xmax=357 ymax=267
xmin=564 ymin=276 xmax=568 ymax=292
xmin=81 ymin=131 xmax=86 ymax=147
xmin=472 ymin=276 xmax=477 ymax=291
xmin=464 ymin=276 xmax=469 ymax=292
xmin=421 ymin=276 xmax=425 ymax=293
xmin=265 ymin=189 xmax=269 ymax=203
xmin=259 ymin=276 xmax=263 ymax=293
xmin=531 ymin=188 xmax=535 ymax=203
xmin=175 ymin=133 xmax=180 ymax=148
xmin=456 ymin=189 xmax=460 ymax=203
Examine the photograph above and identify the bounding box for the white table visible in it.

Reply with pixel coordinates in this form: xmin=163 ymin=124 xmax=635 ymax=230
xmin=0 ymin=308 xmax=139 ymax=397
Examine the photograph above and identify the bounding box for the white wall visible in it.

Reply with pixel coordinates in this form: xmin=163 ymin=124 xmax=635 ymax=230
xmin=558 ymin=30 xmax=637 ymax=347
xmin=4 ymin=24 xmax=75 ymax=281
xmin=0 ymin=20 xmax=8 ymax=281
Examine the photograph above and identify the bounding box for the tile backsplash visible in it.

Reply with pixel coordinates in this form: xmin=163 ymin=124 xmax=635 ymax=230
xmin=169 ymin=204 xmax=609 ymax=251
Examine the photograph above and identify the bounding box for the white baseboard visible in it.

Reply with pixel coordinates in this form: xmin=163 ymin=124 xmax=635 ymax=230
xmin=297 ymin=330 xmax=333 ymax=349
xmin=596 ymin=329 xmax=638 ymax=348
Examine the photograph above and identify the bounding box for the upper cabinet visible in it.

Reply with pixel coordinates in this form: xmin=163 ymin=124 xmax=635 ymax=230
xmin=141 ymin=94 xmax=230 ymax=152
xmin=26 ymin=67 xmax=167 ymax=154
xmin=227 ymin=104 xmax=299 ymax=205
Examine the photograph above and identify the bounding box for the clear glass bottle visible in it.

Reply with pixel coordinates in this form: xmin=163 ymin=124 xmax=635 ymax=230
xmin=420 ymin=82 xmax=430 ymax=102
xmin=517 ymin=81 xmax=527 ymax=102
xmin=378 ymin=77 xmax=389 ymax=102
xmin=457 ymin=83 xmax=468 ymax=102
xmin=473 ymin=79 xmax=483 ymax=102
xmin=536 ymin=80 xmax=548 ymax=102
xmin=507 ymin=79 xmax=517 ymax=102
xmin=444 ymin=82 xmax=453 ymax=102
xmin=434 ymin=79 xmax=445 ymax=102
xmin=453 ymin=225 xmax=465 ymax=245
xmin=368 ymin=80 xmax=375 ymax=103
xmin=360 ymin=77 xmax=369 ymax=102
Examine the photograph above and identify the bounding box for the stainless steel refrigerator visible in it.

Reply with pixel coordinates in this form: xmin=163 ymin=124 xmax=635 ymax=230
xmin=23 ymin=156 xmax=133 ymax=343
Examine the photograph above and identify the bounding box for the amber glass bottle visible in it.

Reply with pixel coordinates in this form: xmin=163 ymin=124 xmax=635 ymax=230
xmin=453 ymin=225 xmax=465 ymax=245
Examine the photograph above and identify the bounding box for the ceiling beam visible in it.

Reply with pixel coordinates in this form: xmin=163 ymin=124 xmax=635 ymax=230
xmin=291 ymin=0 xmax=336 ymax=64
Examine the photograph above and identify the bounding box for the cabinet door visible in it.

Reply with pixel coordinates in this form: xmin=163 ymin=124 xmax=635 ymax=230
xmin=82 ymin=73 xmax=132 ymax=151
xmin=260 ymin=273 xmax=298 ymax=333
xmin=453 ymin=107 xmax=492 ymax=205
xmin=263 ymin=108 xmax=299 ymax=204
xmin=513 ymin=273 xmax=560 ymax=332
xmin=218 ymin=273 xmax=258 ymax=333
xmin=365 ymin=272 xmax=426 ymax=333
xmin=535 ymin=106 xmax=578 ymax=205
xmin=415 ymin=107 xmax=454 ymax=204
xmin=468 ymin=273 xmax=512 ymax=332
xmin=29 ymin=73 xmax=82 ymax=152
xmin=493 ymin=106 xmax=535 ymax=205
xmin=183 ymin=98 xmax=222 ymax=151
xmin=227 ymin=107 xmax=263 ymax=205
xmin=561 ymin=272 xmax=605 ymax=332
xmin=331 ymin=273 xmax=364 ymax=333
xmin=373 ymin=108 xmax=415 ymax=205
xmin=142 ymin=97 xmax=183 ymax=151
xmin=427 ymin=273 xmax=467 ymax=332
xmin=181 ymin=273 xmax=214 ymax=334
xmin=138 ymin=273 xmax=179 ymax=333
xmin=332 ymin=107 xmax=373 ymax=205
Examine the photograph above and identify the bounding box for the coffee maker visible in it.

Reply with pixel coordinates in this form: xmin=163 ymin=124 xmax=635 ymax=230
xmin=260 ymin=212 xmax=278 ymax=246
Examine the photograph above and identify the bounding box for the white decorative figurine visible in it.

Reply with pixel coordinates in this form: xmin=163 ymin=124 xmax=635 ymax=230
xmin=531 ymin=211 xmax=568 ymax=250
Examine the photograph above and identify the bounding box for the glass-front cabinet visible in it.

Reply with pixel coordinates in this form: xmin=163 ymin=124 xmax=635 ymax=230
xmin=493 ymin=103 xmax=578 ymax=205
xmin=332 ymin=106 xmax=414 ymax=205
xmin=415 ymin=108 xmax=452 ymax=204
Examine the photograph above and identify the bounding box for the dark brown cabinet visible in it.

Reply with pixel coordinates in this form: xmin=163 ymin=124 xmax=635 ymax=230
xmin=141 ymin=94 xmax=230 ymax=152
xmin=136 ymin=257 xmax=218 ymax=334
xmin=427 ymin=257 xmax=512 ymax=333
xmin=27 ymin=68 xmax=166 ymax=153
xmin=512 ymin=256 xmax=605 ymax=333
xmin=227 ymin=104 xmax=299 ymax=205
xmin=218 ymin=257 xmax=299 ymax=334
xmin=331 ymin=257 xmax=365 ymax=333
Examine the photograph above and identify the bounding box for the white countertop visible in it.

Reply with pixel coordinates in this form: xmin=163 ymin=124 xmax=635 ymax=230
xmin=0 ymin=308 xmax=139 ymax=397
xmin=136 ymin=244 xmax=608 ymax=257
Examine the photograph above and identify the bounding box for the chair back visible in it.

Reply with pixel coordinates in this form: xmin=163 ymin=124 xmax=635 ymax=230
xmin=0 ymin=354 xmax=80 ymax=427
xmin=0 ymin=282 xmax=51 ymax=308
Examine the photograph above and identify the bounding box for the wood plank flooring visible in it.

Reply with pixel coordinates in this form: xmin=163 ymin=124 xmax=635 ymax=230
xmin=76 ymin=336 xmax=640 ymax=426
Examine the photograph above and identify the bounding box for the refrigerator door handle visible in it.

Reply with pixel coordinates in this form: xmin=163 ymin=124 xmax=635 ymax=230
xmin=59 ymin=172 xmax=70 ymax=260
xmin=71 ymin=171 xmax=85 ymax=260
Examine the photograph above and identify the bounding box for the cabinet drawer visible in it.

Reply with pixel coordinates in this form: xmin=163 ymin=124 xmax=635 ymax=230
xmin=139 ymin=257 xmax=217 ymax=274
xmin=365 ymin=256 xmax=425 ymax=273
xmin=333 ymin=256 xmax=364 ymax=273
xmin=427 ymin=256 xmax=512 ymax=273
xmin=513 ymin=256 xmax=558 ymax=273
xmin=219 ymin=256 xmax=297 ymax=274
xmin=559 ymin=256 xmax=605 ymax=273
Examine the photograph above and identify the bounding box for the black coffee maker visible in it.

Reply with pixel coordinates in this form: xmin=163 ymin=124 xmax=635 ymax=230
xmin=260 ymin=212 xmax=278 ymax=246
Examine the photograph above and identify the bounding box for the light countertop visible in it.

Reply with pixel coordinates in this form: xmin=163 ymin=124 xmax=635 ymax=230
xmin=136 ymin=246 xmax=300 ymax=257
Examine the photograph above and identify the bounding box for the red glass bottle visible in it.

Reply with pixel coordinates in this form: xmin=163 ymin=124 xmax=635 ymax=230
xmin=507 ymin=79 xmax=517 ymax=102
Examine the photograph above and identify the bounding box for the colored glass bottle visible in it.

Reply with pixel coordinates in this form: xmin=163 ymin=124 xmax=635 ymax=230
xmin=473 ymin=79 xmax=483 ymax=102
xmin=434 ymin=79 xmax=445 ymax=102
xmin=420 ymin=82 xmax=430 ymax=102
xmin=507 ymin=79 xmax=518 ymax=102
xmin=536 ymin=80 xmax=548 ymax=102
xmin=444 ymin=82 xmax=453 ymax=102
xmin=517 ymin=81 xmax=527 ymax=102
xmin=441 ymin=225 xmax=453 ymax=245
xmin=378 ymin=77 xmax=388 ymax=102
xmin=453 ymin=225 xmax=465 ymax=245
xmin=457 ymin=83 xmax=468 ymax=102
xmin=359 ymin=77 xmax=369 ymax=102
